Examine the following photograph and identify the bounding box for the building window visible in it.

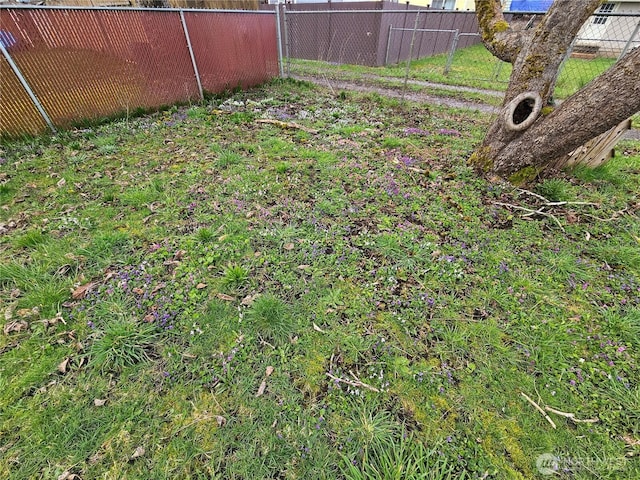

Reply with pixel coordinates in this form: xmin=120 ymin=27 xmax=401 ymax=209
xmin=593 ymin=2 xmax=615 ymax=25
xmin=431 ymin=0 xmax=456 ymax=10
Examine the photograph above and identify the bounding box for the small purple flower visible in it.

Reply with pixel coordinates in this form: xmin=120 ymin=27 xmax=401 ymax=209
xmin=404 ymin=127 xmax=430 ymax=136
xmin=437 ymin=128 xmax=461 ymax=136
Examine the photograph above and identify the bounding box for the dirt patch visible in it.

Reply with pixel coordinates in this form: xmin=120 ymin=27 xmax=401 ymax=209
xmin=292 ymin=74 xmax=499 ymax=115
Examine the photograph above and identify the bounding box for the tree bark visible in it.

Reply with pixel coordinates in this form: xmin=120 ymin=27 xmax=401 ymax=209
xmin=469 ymin=0 xmax=640 ymax=183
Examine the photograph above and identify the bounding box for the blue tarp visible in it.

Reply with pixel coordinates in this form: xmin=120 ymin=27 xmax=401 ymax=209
xmin=509 ymin=0 xmax=553 ymax=12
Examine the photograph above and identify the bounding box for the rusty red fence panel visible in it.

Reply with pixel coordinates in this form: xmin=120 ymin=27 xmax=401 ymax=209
xmin=0 ymin=54 xmax=48 ymax=137
xmin=185 ymin=11 xmax=278 ymax=93
xmin=0 ymin=6 xmax=279 ymax=138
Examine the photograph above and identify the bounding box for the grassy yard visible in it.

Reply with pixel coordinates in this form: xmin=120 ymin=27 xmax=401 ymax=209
xmin=291 ymin=43 xmax=617 ymax=100
xmin=1 ymin=79 xmax=639 ymax=479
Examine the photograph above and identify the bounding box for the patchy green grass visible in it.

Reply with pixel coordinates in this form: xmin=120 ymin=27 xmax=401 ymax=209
xmin=1 ymin=78 xmax=640 ymax=479
xmin=290 ymin=43 xmax=617 ymax=99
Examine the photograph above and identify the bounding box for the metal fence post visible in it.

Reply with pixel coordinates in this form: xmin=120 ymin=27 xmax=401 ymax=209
xmin=618 ymin=19 xmax=640 ymax=59
xmin=444 ymin=29 xmax=459 ymax=75
xmin=179 ymin=10 xmax=204 ymax=101
xmin=402 ymin=11 xmax=420 ymax=99
xmin=283 ymin=4 xmax=291 ymax=77
xmin=275 ymin=2 xmax=284 ymax=77
xmin=0 ymin=42 xmax=56 ymax=133
xmin=385 ymin=24 xmax=393 ymax=66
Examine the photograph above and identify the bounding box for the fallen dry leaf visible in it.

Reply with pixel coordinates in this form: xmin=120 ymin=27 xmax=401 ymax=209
xmin=283 ymin=243 xmax=295 ymax=251
xmin=56 ymin=178 xmax=67 ymax=188
xmin=622 ymin=435 xmax=640 ymax=446
xmin=3 ymin=320 xmax=28 ymax=335
xmin=265 ymin=366 xmax=274 ymax=377
xmin=132 ymin=287 xmax=145 ymax=295
xmin=312 ymin=322 xmax=326 ymax=333
xmin=241 ymin=294 xmax=257 ymax=306
xmin=215 ymin=415 xmax=227 ymax=427
xmin=42 ymin=312 xmax=67 ymax=329
xmin=72 ymin=282 xmax=96 ymax=300
xmin=255 ymin=380 xmax=267 ymax=397
xmin=130 ymin=446 xmax=145 ymax=460
xmin=17 ymin=307 xmax=39 ymax=318
xmin=58 ymin=357 xmax=70 ymax=374
xmin=196 ymin=283 xmax=207 ymax=289
xmin=57 ymin=471 xmax=81 ymax=480
xmin=216 ymin=293 xmax=235 ymax=302
xmin=94 ymin=398 xmax=107 ymax=407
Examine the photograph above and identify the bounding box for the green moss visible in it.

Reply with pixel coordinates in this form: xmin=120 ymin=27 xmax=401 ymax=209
xmin=508 ymin=165 xmax=540 ymax=186
xmin=524 ymin=54 xmax=545 ymax=77
xmin=541 ymin=106 xmax=554 ymax=116
xmin=468 ymin=146 xmax=494 ymax=173
xmin=494 ymin=20 xmax=509 ymax=33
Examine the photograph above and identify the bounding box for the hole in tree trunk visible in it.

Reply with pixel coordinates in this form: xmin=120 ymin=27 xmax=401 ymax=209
xmin=513 ymin=98 xmax=535 ymax=125
xmin=504 ymin=92 xmax=542 ymax=132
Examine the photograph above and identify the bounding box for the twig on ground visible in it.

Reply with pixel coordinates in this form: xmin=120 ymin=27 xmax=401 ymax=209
xmin=495 ymin=202 xmax=565 ymax=232
xmin=545 ymin=406 xmax=599 ymax=424
xmin=326 ymin=372 xmax=380 ymax=393
xmin=521 ymin=392 xmax=557 ymax=429
xmin=583 ymin=207 xmax=629 ymax=222
xmin=322 ymin=73 xmax=336 ymax=96
xmin=516 ymin=188 xmax=550 ymax=203
xmin=256 ymin=118 xmax=318 ymax=134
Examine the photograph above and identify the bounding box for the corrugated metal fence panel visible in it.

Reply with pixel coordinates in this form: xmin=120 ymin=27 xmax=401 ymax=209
xmin=2 ymin=8 xmax=199 ymax=130
xmin=1 ymin=7 xmax=278 ymax=137
xmin=0 ymin=54 xmax=48 ymax=137
xmin=185 ymin=11 xmax=278 ymax=92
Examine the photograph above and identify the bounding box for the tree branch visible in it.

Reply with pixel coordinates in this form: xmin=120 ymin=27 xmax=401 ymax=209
xmin=475 ymin=0 xmax=522 ymax=63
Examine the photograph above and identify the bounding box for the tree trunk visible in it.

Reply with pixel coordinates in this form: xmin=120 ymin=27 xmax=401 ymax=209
xmin=469 ymin=0 xmax=640 ymax=184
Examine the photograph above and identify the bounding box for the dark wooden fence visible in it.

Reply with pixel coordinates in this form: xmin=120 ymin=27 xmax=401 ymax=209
xmin=263 ymin=1 xmax=482 ymax=67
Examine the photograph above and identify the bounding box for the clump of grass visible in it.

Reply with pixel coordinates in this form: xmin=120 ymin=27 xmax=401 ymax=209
xmin=244 ymin=294 xmax=292 ymax=343
xmin=89 ymin=318 xmax=160 ymax=373
xmin=536 ymin=178 xmax=572 ymax=202
xmin=14 ymin=230 xmax=47 ymax=249
xmin=275 ymin=161 xmax=290 ymax=173
xmin=221 ymin=263 xmax=249 ymax=290
xmin=216 ymin=149 xmax=244 ymax=168
xmin=346 ymin=406 xmax=399 ymax=452
xmin=341 ymin=434 xmax=456 ymax=480
xmin=196 ymin=226 xmax=215 ymax=243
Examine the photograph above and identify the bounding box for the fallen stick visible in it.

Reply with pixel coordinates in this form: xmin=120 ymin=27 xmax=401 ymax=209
xmin=326 ymin=372 xmax=380 ymax=393
xmin=495 ymin=202 xmax=565 ymax=232
xmin=545 ymin=406 xmax=599 ymax=424
xmin=256 ymin=118 xmax=318 ymax=134
xmin=521 ymin=392 xmax=556 ymax=429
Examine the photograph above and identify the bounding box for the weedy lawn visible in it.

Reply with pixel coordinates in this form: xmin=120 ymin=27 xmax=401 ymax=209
xmin=1 ymin=79 xmax=639 ymax=479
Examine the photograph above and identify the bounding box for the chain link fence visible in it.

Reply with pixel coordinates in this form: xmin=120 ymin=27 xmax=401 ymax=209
xmin=282 ymin=6 xmax=640 ymax=101
xmin=0 ymin=5 xmax=278 ymax=138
